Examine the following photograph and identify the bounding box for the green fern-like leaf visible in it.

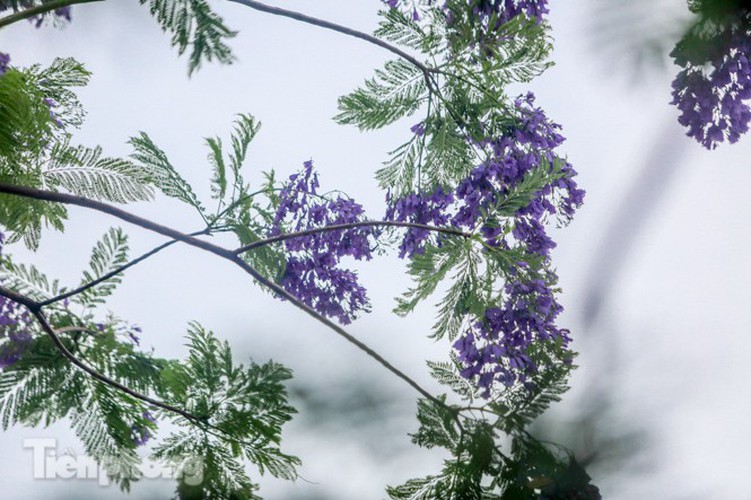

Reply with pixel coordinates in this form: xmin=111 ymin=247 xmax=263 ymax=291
xmin=129 ymin=132 xmax=205 ymax=216
xmin=335 ymin=59 xmax=427 ymax=131
xmin=72 ymin=227 xmax=130 ymax=306
xmin=44 ymin=138 xmax=155 ymax=203
xmin=374 ymin=7 xmax=441 ymax=53
xmin=140 ymin=0 xmax=236 ymax=75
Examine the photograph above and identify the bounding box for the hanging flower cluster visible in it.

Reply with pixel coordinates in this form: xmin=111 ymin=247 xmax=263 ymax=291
xmin=270 ymin=161 xmax=377 ymax=324
xmin=387 ymin=93 xmax=583 ymax=395
xmin=670 ymin=3 xmax=751 ymax=149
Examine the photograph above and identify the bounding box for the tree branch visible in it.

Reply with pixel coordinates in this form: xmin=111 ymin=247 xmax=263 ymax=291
xmin=234 ymin=220 xmax=471 ymax=254
xmin=0 ymin=284 xmax=201 ymax=421
xmin=0 ymin=0 xmax=103 ymax=29
xmin=227 ymin=0 xmax=435 ymax=76
xmin=0 ymin=182 xmax=447 ymax=408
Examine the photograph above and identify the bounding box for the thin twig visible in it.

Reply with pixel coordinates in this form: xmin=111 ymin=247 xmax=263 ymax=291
xmin=55 ymin=326 xmax=100 ymax=336
xmin=234 ymin=220 xmax=471 ymax=254
xmin=0 ymin=0 xmax=103 ymax=29
xmin=41 ymin=228 xmax=213 ymax=307
xmin=228 ymin=0 xmax=434 ymax=77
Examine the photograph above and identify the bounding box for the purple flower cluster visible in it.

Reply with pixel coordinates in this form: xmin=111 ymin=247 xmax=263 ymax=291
xmin=271 ymin=161 xmax=376 ymax=324
xmin=453 ymin=278 xmax=569 ymax=397
xmin=387 ymin=93 xmax=583 ymax=395
xmin=453 ymin=93 xmax=583 ymax=246
xmin=381 ymin=0 xmax=548 ymax=24
xmin=671 ymin=20 xmax=751 ymax=149
xmin=385 ymin=188 xmax=454 ymax=257
xmin=1 ymin=233 xmax=33 ymax=368
xmin=467 ymin=0 xmax=549 ymax=24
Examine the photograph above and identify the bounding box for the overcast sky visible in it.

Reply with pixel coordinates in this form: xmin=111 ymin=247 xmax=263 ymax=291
xmin=2 ymin=1 xmax=751 ymax=498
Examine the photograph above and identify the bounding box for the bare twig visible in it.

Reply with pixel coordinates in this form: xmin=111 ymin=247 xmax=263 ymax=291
xmin=55 ymin=326 xmax=100 ymax=336
xmin=234 ymin=220 xmax=471 ymax=254
xmin=228 ymin=0 xmax=434 ymax=77
xmin=41 ymin=228 xmax=213 ymax=307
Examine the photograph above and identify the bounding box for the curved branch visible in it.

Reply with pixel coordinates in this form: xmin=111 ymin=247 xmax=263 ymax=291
xmin=234 ymin=220 xmax=471 ymax=254
xmin=227 ymin=0 xmax=435 ymax=76
xmin=0 ymin=0 xmax=103 ymax=29
xmin=0 ymin=183 xmax=447 ymax=408
xmin=0 ymin=284 xmax=200 ymax=421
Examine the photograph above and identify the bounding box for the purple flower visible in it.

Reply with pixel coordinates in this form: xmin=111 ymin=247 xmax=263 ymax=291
xmin=271 ymin=161 xmax=376 ymax=324
xmin=1 ymin=232 xmax=34 ymax=368
xmin=410 ymin=121 xmax=426 ymax=137
xmin=23 ymin=4 xmax=73 ymax=28
xmin=42 ymin=97 xmax=63 ymax=127
xmin=387 ymin=92 xmax=584 ymax=257
xmin=385 ymin=187 xmax=454 ymax=257
xmin=130 ymin=411 xmax=156 ymax=447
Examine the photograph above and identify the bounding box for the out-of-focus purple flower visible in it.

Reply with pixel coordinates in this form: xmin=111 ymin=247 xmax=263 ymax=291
xmin=130 ymin=411 xmax=156 ymax=447
xmin=383 ymin=0 xmax=549 ymax=24
xmin=127 ymin=325 xmax=141 ymax=346
xmin=1 ymin=233 xmax=33 ymax=368
xmin=468 ymin=0 xmax=549 ymax=24
xmin=42 ymin=97 xmax=63 ymax=127
xmin=131 ymin=425 xmax=151 ymax=447
xmin=671 ymin=16 xmax=751 ymax=148
xmin=0 ymin=52 xmax=9 ymax=76
xmin=410 ymin=121 xmax=426 ymax=137
xmin=271 ymin=161 xmax=376 ymax=324
xmin=24 ymin=4 xmax=73 ymax=28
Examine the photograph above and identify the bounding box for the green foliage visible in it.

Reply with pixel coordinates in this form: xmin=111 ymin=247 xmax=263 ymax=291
xmin=140 ymin=0 xmax=236 ymax=75
xmin=26 ymin=57 xmax=91 ymax=130
xmin=0 ymin=58 xmax=155 ymax=249
xmin=427 ymin=358 xmax=479 ymax=400
xmin=154 ymin=323 xmax=299 ymax=498
xmin=0 ymin=331 xmax=153 ymax=490
xmin=74 ymin=227 xmax=130 ymax=307
xmin=335 ymin=59 xmax=428 ymax=131
xmin=44 ymin=138 xmax=156 ymax=203
xmin=129 ymin=131 xmax=206 ymax=217
xmin=376 ymin=131 xmax=424 ymax=195
xmin=0 ymin=69 xmax=53 ymax=164
xmin=489 ymin=343 xmax=575 ymax=434
xmin=0 ymin=257 xmax=62 ymax=301
xmin=389 ymin=409 xmax=502 ymax=500
xmin=374 ymin=7 xmax=442 ymax=55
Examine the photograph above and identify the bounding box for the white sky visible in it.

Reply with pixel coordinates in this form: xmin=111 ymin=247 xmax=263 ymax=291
xmin=2 ymin=0 xmax=751 ymax=498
